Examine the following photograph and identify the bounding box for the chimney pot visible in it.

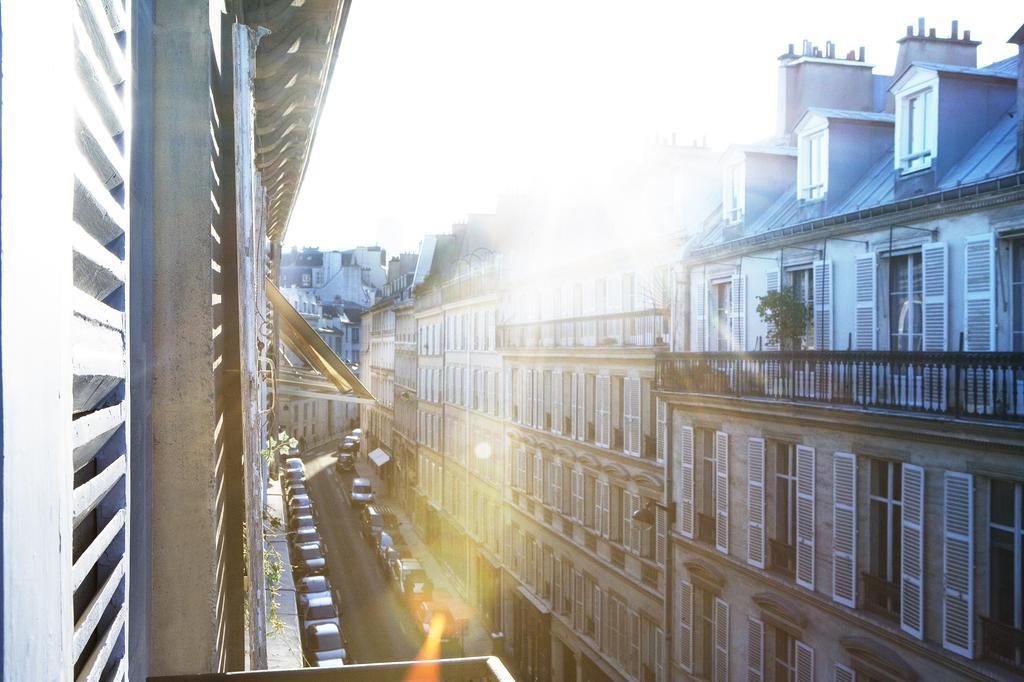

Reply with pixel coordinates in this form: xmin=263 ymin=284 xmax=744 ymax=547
xmin=787 ymin=42 xmax=794 ymax=55
xmin=846 ymin=50 xmax=855 ymax=60
xmin=929 ymin=28 xmax=936 ymax=38
xmin=918 ymin=17 xmax=925 ymax=37
xmin=951 ymin=20 xmax=959 ymax=39
xmin=906 ymin=25 xmax=914 ymax=37
xmin=964 ymin=29 xmax=971 ymax=41
xmin=859 ymin=46 xmax=865 ymax=62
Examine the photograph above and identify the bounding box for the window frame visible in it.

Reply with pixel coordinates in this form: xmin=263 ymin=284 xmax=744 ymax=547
xmin=724 ymin=162 xmax=745 ymax=224
xmin=798 ymin=126 xmax=828 ymax=201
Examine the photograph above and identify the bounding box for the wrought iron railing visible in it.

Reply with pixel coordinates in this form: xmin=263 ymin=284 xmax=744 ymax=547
xmin=861 ymin=572 xmax=900 ymax=621
xmin=499 ymin=309 xmax=668 ymax=350
xmin=982 ymin=617 xmax=1024 ymax=670
xmin=657 ymin=351 xmax=1024 ymax=423
xmin=150 ymin=657 xmax=513 ymax=681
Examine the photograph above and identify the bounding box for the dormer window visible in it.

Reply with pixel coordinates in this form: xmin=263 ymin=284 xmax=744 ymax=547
xmin=798 ymin=130 xmax=827 ymax=201
xmin=901 ymin=88 xmax=933 ymax=172
xmin=724 ymin=163 xmax=745 ymax=224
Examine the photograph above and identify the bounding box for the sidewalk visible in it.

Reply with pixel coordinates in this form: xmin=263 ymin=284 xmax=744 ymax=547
xmin=265 ymin=476 xmax=304 ymax=668
xmin=352 ymin=458 xmax=494 ymax=658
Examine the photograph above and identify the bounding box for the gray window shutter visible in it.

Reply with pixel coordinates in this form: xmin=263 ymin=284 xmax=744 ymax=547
xmin=795 ymin=445 xmax=816 ymax=590
xmin=964 ymin=234 xmax=995 ymax=351
xmin=552 ymin=370 xmax=563 ymax=434
xmin=655 ymin=398 xmax=667 ymax=464
xmin=921 ymin=241 xmax=948 ymax=351
xmin=596 ymin=375 xmax=610 ymax=447
xmin=713 ymin=597 xmax=729 ymax=682
xmin=747 ymin=617 xmax=764 ymax=682
xmin=854 ymin=252 xmax=877 ymax=350
xmin=694 ymin=273 xmax=707 ymax=352
xmin=730 ymin=273 xmax=747 ymax=351
xmin=813 ymin=260 xmax=833 ymax=349
xmin=794 ymin=640 xmax=815 ymax=682
xmin=576 ymin=373 xmax=586 ymax=442
xmin=715 ymin=431 xmax=730 ymax=554
xmin=678 ymin=580 xmax=693 ymax=672
xmin=764 ymin=269 xmax=781 ymax=350
xmin=900 ymin=463 xmax=925 ymax=639
xmin=747 ymin=438 xmax=766 ymax=569
xmin=942 ymin=471 xmax=975 ymax=657
xmin=834 ymin=662 xmax=856 ymax=682
xmin=832 ymin=452 xmax=857 ymax=608
xmin=678 ymin=425 xmax=695 ymax=539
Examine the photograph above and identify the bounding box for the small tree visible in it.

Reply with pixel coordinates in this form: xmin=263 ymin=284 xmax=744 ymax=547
xmin=756 ymin=289 xmax=809 ymax=350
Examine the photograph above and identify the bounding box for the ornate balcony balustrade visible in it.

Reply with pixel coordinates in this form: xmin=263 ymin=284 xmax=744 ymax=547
xmin=657 ymin=351 xmax=1024 ymax=423
xmin=499 ymin=309 xmax=668 ymax=351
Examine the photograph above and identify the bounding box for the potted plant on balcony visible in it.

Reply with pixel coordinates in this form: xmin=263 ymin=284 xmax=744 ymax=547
xmin=756 ymin=288 xmax=809 ymax=351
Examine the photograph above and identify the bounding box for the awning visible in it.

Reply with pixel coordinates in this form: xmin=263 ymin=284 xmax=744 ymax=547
xmin=268 ymin=279 xmax=374 ymax=404
xmin=368 ymin=448 xmax=391 ymax=467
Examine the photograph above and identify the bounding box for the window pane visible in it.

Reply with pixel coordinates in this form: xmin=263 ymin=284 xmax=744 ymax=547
xmin=991 ymin=480 xmax=1015 ymax=526
xmin=989 ymin=527 xmax=1016 ymax=624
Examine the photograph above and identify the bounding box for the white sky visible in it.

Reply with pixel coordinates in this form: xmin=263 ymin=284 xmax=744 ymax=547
xmin=285 ymin=2 xmax=1018 ymax=255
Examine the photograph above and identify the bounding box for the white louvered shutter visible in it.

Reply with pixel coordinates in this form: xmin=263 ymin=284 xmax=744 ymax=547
xmin=713 ymin=598 xmax=729 ymax=682
xmin=764 ymin=269 xmax=781 ymax=350
xmin=503 ymin=368 xmax=511 ymax=419
xmin=794 ymin=640 xmax=814 ymax=682
xmin=574 ymin=571 xmax=584 ymax=630
xmin=570 ymin=372 xmax=579 ymax=438
xmin=576 ymin=373 xmax=586 ymax=442
xmin=67 ymin=0 xmax=133 ymax=675
xmin=854 ymin=252 xmax=877 ymax=350
xmin=552 ymin=370 xmax=563 ymax=434
xmin=525 ymin=369 xmax=534 ymax=426
xmin=627 ymin=377 xmax=642 ymax=456
xmin=573 ymin=470 xmax=584 ymax=522
xmin=832 ymin=452 xmax=857 ymax=608
xmin=921 ymin=242 xmax=948 ymax=351
xmin=715 ymin=431 xmax=730 ymax=554
xmin=747 ymin=617 xmax=764 ymax=682
xmin=599 ymin=480 xmax=610 ymax=538
xmin=629 ymin=493 xmax=642 ymax=553
xmin=596 ymin=375 xmax=610 ymax=447
xmin=834 ymin=663 xmax=856 ymax=682
xmin=656 ymin=398 xmax=667 ymax=463
xmin=813 ymin=260 xmax=833 ymax=349
xmin=730 ymin=273 xmax=746 ymax=351
xmin=747 ymin=438 xmax=766 ymax=568
xmin=678 ymin=580 xmax=693 ymax=672
xmin=900 ymin=463 xmax=925 ymax=639
xmin=964 ymin=234 xmax=995 ymax=351
xmin=534 ymin=452 xmax=543 ymax=500
xmin=535 ymin=370 xmax=545 ymax=427
xmin=943 ymin=471 xmax=975 ymax=657
xmin=551 ymin=460 xmax=562 ymax=509
xmin=655 ymin=505 xmax=667 ymax=564
xmin=553 ymin=556 xmax=562 ymax=611
xmin=678 ymin=425 xmax=695 ymax=538
xmin=694 ymin=273 xmax=707 ymax=352
xmin=795 ymin=445 xmax=816 ymax=590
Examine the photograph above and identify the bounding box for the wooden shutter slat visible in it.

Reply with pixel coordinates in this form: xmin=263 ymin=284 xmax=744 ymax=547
xmin=764 ymin=270 xmax=780 ymax=350
xmin=921 ymin=241 xmax=948 ymax=351
xmin=795 ymin=445 xmax=816 ymax=590
xmin=832 ymin=452 xmax=857 ymax=607
xmin=813 ymin=260 xmax=833 ymax=350
xmin=854 ymin=252 xmax=876 ymax=350
xmin=942 ymin=471 xmax=975 ymax=657
xmin=656 ymin=398 xmax=667 ymax=463
xmin=730 ymin=273 xmax=746 ymax=351
xmin=679 ymin=425 xmax=695 ymax=538
xmin=794 ymin=640 xmax=814 ymax=682
xmin=747 ymin=438 xmax=765 ymax=568
xmin=715 ymin=431 xmax=729 ymax=554
xmin=747 ymin=617 xmax=764 ymax=682
xmin=900 ymin=463 xmax=925 ymax=639
xmin=963 ymin=234 xmax=995 ymax=351
xmin=678 ymin=580 xmax=693 ymax=671
xmin=713 ymin=597 xmax=729 ymax=682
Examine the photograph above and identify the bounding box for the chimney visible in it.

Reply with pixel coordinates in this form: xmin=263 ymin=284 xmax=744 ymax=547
xmin=894 ymin=18 xmax=979 ymax=77
xmin=1010 ymin=23 xmax=1024 ymax=170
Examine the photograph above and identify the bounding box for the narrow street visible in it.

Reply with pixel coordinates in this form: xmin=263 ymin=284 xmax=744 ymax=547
xmin=299 ymin=444 xmax=423 ymax=665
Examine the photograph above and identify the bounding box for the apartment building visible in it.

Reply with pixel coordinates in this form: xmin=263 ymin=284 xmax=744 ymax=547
xmin=660 ymin=22 xmax=1024 ymax=682
xmin=498 ymin=245 xmax=676 ymax=682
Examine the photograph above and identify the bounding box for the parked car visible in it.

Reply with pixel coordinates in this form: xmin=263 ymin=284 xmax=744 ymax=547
xmin=286 ymin=482 xmax=308 ymax=499
xmin=414 ymin=601 xmax=465 ymax=657
xmin=390 ymin=558 xmax=431 ymax=600
xmin=335 ymin=451 xmax=355 ymax=473
xmin=300 ymin=594 xmax=341 ymax=630
xmin=289 ymin=514 xmax=315 ymax=535
xmin=303 ymin=623 xmax=348 ymax=667
xmin=292 ymin=541 xmax=327 ymax=576
xmin=291 ymin=526 xmax=321 ymax=550
xmin=376 ymin=530 xmax=407 ymax=572
xmin=349 ymin=478 xmax=374 ymax=507
xmin=339 ymin=435 xmax=359 ymax=454
xmin=296 ymin=575 xmax=331 ymax=612
xmin=282 ymin=467 xmax=304 ymax=487
xmin=285 ymin=457 xmax=305 ymax=475
xmin=359 ymin=505 xmax=385 ymax=545
xmin=288 ymin=494 xmax=315 ymax=518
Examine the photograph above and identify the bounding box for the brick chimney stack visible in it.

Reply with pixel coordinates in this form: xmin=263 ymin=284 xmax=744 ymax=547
xmin=894 ymin=18 xmax=979 ymax=78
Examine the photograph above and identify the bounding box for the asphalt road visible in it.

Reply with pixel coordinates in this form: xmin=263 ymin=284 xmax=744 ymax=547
xmin=299 ymin=445 xmax=423 ymax=665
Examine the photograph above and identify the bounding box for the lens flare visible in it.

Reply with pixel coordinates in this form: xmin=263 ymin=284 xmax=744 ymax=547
xmin=473 ymin=441 xmax=492 ymax=459
xmin=403 ymin=611 xmax=448 ymax=682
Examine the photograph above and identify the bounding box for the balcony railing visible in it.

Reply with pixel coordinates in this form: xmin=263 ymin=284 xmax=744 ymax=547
xmin=657 ymin=351 xmax=1024 ymax=423
xmin=861 ymin=572 xmax=900 ymax=621
xmin=499 ymin=309 xmax=668 ymax=350
xmin=982 ymin=617 xmax=1024 ymax=670
xmin=149 ymin=656 xmax=513 ymax=681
